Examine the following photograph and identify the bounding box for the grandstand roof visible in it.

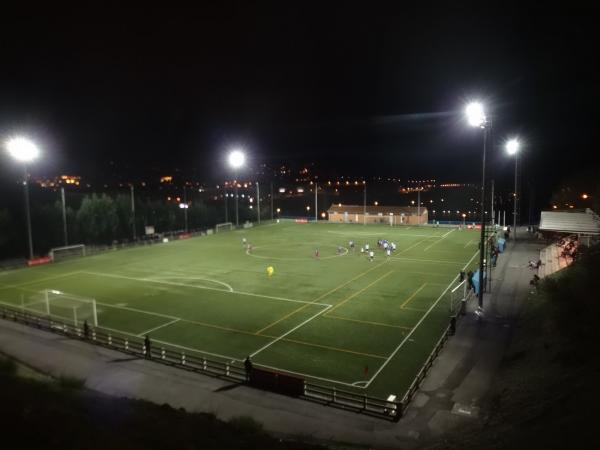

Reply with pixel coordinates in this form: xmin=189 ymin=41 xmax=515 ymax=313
xmin=539 ymin=208 xmax=600 ymax=235
xmin=327 ymin=204 xmax=427 ymax=216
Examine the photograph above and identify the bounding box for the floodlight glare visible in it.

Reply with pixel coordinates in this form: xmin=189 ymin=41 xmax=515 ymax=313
xmin=6 ymin=137 xmax=40 ymax=162
xmin=228 ymin=149 xmax=245 ymax=169
xmin=465 ymin=102 xmax=486 ymax=128
xmin=506 ymin=138 xmax=520 ymax=155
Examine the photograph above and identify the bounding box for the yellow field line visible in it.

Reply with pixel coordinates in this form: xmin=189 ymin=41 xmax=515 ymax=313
xmin=400 ymin=283 xmax=427 ymax=308
xmin=400 ymin=306 xmax=427 ymax=312
xmin=324 ymin=314 xmax=412 ymax=330
xmin=274 ymin=337 xmax=387 ymax=359
xmin=397 ymin=237 xmax=433 ymax=254
xmin=326 ymin=270 xmax=394 ymax=315
xmin=0 ymin=271 xmax=82 ymax=291
xmin=423 ymin=229 xmax=456 ymax=251
xmin=255 ymin=259 xmax=390 ymax=335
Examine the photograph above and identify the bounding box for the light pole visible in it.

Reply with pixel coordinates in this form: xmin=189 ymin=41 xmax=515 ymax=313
xmin=179 ymin=202 xmax=189 ymax=231
xmin=227 ymin=149 xmax=245 ymax=227
xmin=466 ymin=102 xmax=489 ymax=309
xmin=5 ymin=137 xmax=40 ymax=260
xmin=506 ymin=138 xmax=520 ymax=241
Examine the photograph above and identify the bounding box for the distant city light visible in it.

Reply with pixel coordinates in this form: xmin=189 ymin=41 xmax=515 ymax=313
xmin=582 ymin=193 xmax=589 ymax=199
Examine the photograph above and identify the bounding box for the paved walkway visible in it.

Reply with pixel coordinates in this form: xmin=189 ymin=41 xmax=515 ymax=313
xmin=0 ymin=229 xmax=543 ymax=448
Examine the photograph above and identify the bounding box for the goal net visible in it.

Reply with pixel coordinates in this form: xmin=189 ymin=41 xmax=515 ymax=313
xmin=215 ymin=222 xmax=233 ymax=233
xmin=21 ymin=289 xmax=98 ymax=327
xmin=49 ymin=244 xmax=86 ymax=262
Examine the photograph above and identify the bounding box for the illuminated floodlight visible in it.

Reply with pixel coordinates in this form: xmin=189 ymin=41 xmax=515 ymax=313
xmin=465 ymin=102 xmax=486 ymax=128
xmin=6 ymin=137 xmax=40 ymax=162
xmin=228 ymin=149 xmax=245 ymax=169
xmin=179 ymin=203 xmax=189 ymax=209
xmin=506 ymin=138 xmax=520 ymax=155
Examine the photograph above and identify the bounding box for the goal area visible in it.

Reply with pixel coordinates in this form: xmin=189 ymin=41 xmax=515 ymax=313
xmin=215 ymin=222 xmax=233 ymax=233
xmin=49 ymin=244 xmax=86 ymax=262
xmin=20 ymin=289 xmax=98 ymax=327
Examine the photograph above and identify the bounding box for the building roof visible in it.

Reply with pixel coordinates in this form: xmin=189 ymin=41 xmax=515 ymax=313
xmin=327 ymin=204 xmax=427 ymax=216
xmin=539 ymin=209 xmax=600 ymax=235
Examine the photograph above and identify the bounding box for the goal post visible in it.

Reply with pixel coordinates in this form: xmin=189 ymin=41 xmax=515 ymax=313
xmin=22 ymin=290 xmax=98 ymax=327
xmin=215 ymin=222 xmax=233 ymax=233
xmin=49 ymin=244 xmax=86 ymax=262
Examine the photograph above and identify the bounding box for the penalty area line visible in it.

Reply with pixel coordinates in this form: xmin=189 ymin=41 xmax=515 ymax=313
xmin=364 ymin=249 xmax=479 ymax=387
xmin=250 ymin=304 xmax=332 ymax=358
xmin=137 ymin=318 xmax=180 ymax=337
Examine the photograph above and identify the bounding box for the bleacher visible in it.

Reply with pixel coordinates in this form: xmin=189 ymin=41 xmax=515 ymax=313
xmin=538 ymin=236 xmax=578 ymax=278
xmin=539 ymin=208 xmax=600 ymax=235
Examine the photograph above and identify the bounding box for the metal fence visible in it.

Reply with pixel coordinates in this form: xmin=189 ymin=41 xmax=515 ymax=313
xmin=0 ymin=304 xmax=402 ymax=421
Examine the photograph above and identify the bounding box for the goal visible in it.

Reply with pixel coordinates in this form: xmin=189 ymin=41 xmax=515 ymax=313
xmin=215 ymin=222 xmax=233 ymax=233
xmin=49 ymin=244 xmax=86 ymax=262
xmin=21 ymin=289 xmax=98 ymax=327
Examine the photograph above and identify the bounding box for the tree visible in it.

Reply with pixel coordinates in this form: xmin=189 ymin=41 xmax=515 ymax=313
xmin=76 ymin=194 xmax=119 ymax=244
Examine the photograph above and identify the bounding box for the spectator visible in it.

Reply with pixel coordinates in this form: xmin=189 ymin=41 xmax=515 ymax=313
xmin=83 ymin=320 xmax=89 ymax=340
xmin=244 ymin=356 xmax=253 ymax=382
xmin=144 ymin=335 xmax=152 ymax=359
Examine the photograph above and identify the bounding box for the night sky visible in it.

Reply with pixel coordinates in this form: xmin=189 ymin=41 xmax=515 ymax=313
xmin=1 ymin=4 xmax=598 ymax=200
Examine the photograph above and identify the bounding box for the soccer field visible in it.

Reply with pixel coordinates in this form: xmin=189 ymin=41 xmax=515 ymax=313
xmin=0 ymin=221 xmax=480 ymax=398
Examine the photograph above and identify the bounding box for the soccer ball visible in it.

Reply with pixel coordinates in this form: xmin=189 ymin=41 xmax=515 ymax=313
xmin=266 ymin=266 xmax=274 ymax=277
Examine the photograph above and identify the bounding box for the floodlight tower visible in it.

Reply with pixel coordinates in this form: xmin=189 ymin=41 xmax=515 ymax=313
xmin=465 ymin=102 xmax=489 ymax=309
xmin=228 ymin=149 xmax=245 ymax=227
xmin=5 ymin=137 xmax=40 ymax=260
xmin=506 ymin=138 xmax=520 ymax=240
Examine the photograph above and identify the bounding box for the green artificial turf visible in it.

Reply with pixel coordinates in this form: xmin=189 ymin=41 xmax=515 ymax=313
xmin=0 ymin=221 xmax=479 ymax=398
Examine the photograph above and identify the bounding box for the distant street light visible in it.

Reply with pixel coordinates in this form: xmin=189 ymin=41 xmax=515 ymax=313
xmin=465 ymin=101 xmax=489 ymax=309
xmin=227 ymin=149 xmax=246 ymax=227
xmin=506 ymin=138 xmax=520 ymax=240
xmin=5 ymin=137 xmax=40 ymax=259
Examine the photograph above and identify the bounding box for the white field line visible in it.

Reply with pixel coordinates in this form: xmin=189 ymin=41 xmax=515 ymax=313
xmin=137 ymin=318 xmax=180 ymax=337
xmin=326 ymin=230 xmax=444 ymax=238
xmin=464 ymin=239 xmax=476 ymax=248
xmin=97 ymin=301 xmax=179 ymax=320
xmin=95 ymin=324 xmax=243 ymax=362
xmin=255 ymin=362 xmax=360 ymax=388
xmin=83 ymin=271 xmax=328 ymax=306
xmin=0 ymin=271 xmax=82 ymax=291
xmin=245 ymin=246 xmax=348 ymax=260
xmin=250 ymin=304 xmax=332 ymax=358
xmin=151 ymin=275 xmax=233 ymax=292
xmin=389 ymin=257 xmax=466 ymax=265
xmin=423 ymin=228 xmax=456 ymax=252
xmin=364 ymin=249 xmax=479 ymax=387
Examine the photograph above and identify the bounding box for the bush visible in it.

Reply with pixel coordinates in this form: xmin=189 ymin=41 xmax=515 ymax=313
xmin=57 ymin=375 xmax=86 ymax=390
xmin=228 ymin=415 xmax=264 ymax=435
xmin=0 ymin=356 xmax=17 ymax=376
